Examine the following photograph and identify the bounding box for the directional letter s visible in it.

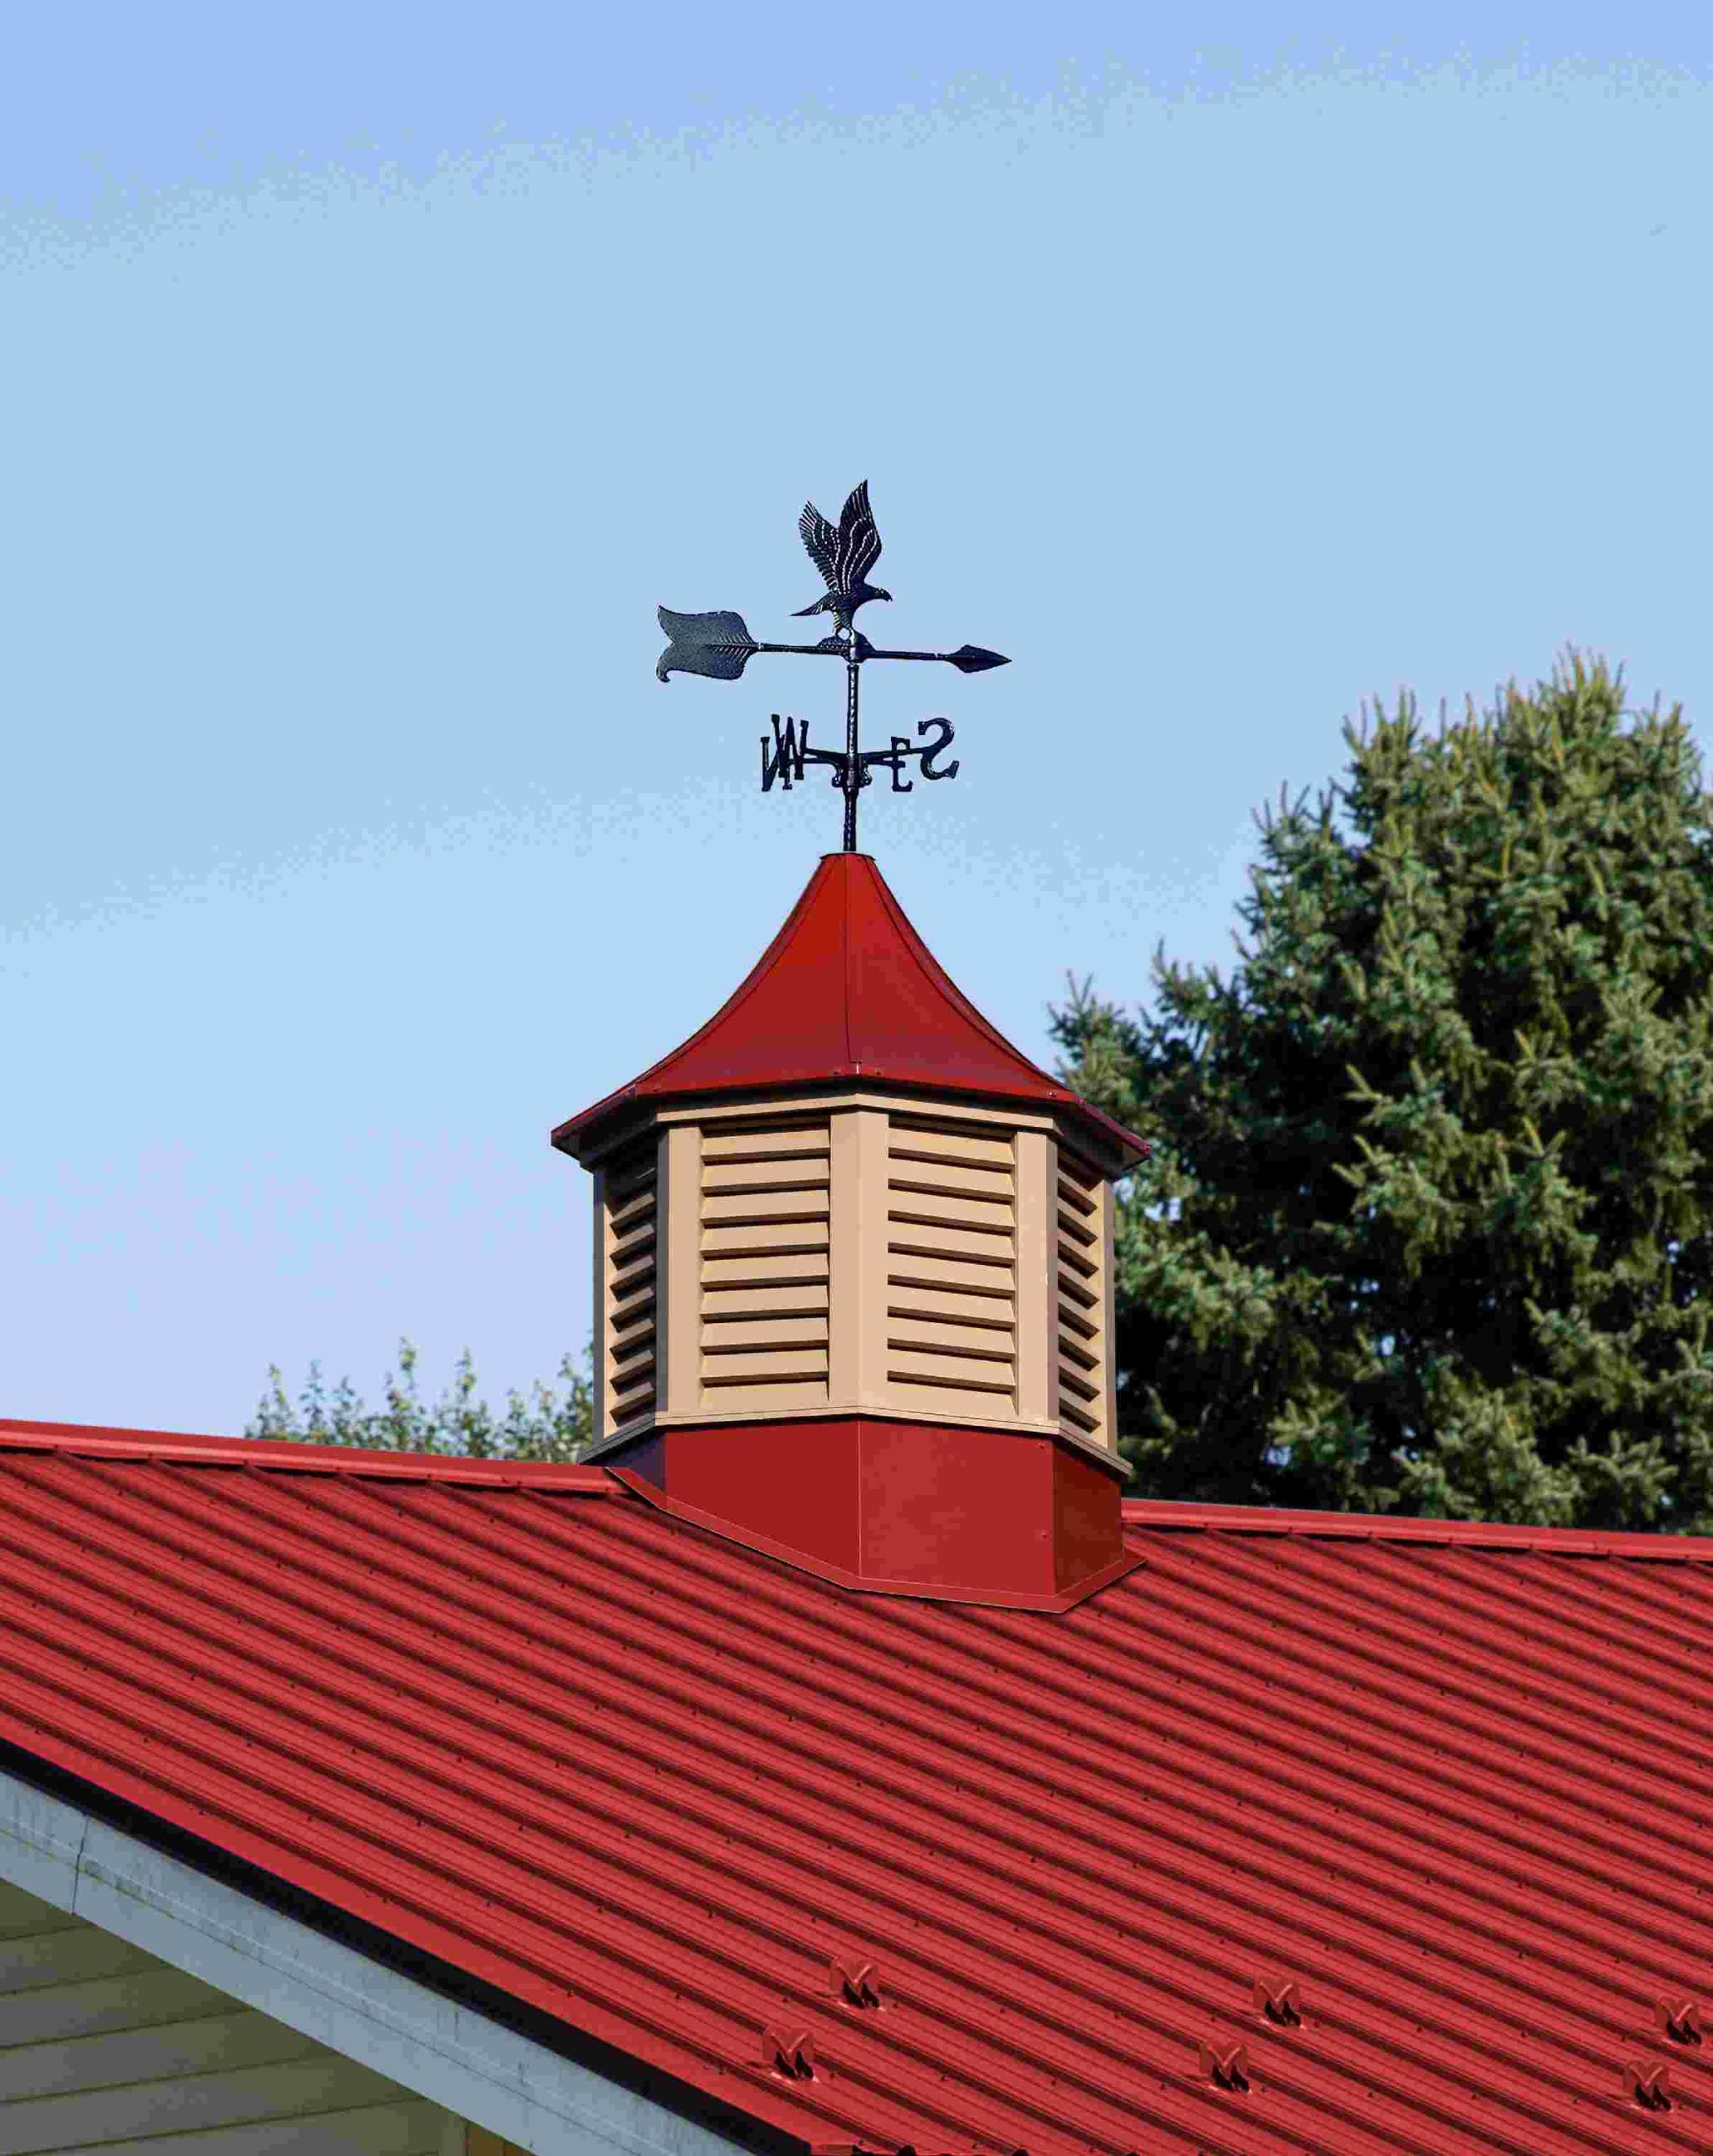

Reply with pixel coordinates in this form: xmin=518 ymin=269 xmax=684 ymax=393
xmin=917 ymin=716 xmax=959 ymax=781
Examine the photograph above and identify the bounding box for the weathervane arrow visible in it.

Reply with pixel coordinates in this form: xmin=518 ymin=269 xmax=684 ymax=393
xmin=655 ymin=614 xmax=1008 ymax=684
xmin=655 ymin=482 xmax=1009 ymax=851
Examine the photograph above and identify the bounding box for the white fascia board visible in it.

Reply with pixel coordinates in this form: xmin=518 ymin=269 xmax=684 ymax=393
xmin=0 ymin=1764 xmax=746 ymax=2156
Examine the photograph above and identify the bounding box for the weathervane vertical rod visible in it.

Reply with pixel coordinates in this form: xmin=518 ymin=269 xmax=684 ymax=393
xmin=842 ymin=644 xmax=861 ymax=851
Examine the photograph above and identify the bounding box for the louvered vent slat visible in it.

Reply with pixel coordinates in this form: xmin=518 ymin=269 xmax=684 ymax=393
xmin=602 ymin=1139 xmax=659 ymax=1436
xmin=886 ymin=1115 xmax=1017 ymax=1413
xmin=889 ymin=1124 xmax=1013 ymax=1167
xmin=1057 ymin=1154 xmax=1107 ymax=1442
xmin=702 ymin=1124 xmax=831 ymax=1161
xmin=699 ymin=1117 xmax=830 ymax=1409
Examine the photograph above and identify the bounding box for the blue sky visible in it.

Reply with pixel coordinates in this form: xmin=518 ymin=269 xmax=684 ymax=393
xmin=4 ymin=5 xmax=1710 ymax=1434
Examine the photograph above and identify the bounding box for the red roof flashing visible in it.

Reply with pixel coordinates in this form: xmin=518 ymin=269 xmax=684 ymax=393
xmin=553 ymin=853 xmax=1146 ymax=1166
xmin=0 ymin=1420 xmax=1708 ymax=2154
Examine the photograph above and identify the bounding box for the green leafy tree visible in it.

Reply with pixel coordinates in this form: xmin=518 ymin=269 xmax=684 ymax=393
xmin=248 ymin=1339 xmax=595 ymax=1463
xmin=1052 ymin=654 xmax=1713 ymax=1530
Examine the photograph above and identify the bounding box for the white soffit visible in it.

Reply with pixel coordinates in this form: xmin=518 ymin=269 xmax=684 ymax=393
xmin=0 ymin=1764 xmax=744 ymax=2156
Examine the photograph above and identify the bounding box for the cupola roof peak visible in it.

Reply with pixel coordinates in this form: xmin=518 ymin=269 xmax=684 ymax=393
xmin=552 ymin=851 xmax=1146 ymax=1169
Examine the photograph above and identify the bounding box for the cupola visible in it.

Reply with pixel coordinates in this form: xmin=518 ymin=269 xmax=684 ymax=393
xmin=553 ymin=851 xmax=1149 ymax=1609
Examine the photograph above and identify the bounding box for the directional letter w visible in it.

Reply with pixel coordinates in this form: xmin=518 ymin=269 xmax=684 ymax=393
xmin=761 ymin=714 xmax=808 ymax=792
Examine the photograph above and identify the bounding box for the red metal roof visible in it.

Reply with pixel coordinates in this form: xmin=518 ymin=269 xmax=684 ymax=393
xmin=552 ymin=853 xmax=1147 ymax=1169
xmin=0 ymin=1416 xmax=1708 ymax=2156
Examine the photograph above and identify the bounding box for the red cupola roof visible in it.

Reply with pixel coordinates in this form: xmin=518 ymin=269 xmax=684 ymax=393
xmin=552 ymin=851 xmax=1146 ymax=1166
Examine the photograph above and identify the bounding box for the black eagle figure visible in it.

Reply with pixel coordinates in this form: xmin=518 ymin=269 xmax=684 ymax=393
xmin=793 ymin=480 xmax=893 ymax=626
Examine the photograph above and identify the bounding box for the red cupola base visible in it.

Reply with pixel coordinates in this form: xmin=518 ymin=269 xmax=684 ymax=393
xmin=603 ymin=1417 xmax=1141 ymax=1610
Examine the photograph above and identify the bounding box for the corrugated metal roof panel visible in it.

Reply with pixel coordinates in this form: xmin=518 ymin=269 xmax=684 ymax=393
xmin=0 ymin=1419 xmax=1707 ymax=2155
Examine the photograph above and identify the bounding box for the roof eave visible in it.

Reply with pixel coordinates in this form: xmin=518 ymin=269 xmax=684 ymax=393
xmin=553 ymin=1073 xmax=1147 ymax=1174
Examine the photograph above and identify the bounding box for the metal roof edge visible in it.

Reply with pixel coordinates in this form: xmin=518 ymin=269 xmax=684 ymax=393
xmin=561 ymin=1073 xmax=1145 ymax=1177
xmin=1123 ymin=1497 xmax=1713 ymax=1558
xmin=0 ymin=1420 xmax=618 ymax=1489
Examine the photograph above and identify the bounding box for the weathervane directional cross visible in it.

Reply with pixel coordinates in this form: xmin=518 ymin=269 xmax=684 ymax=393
xmin=656 ymin=482 xmax=1009 ymax=851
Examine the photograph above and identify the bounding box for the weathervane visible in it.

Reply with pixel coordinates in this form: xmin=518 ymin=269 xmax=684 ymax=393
xmin=656 ymin=482 xmax=1009 ymax=851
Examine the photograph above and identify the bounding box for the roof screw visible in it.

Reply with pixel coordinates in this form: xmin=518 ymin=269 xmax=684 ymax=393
xmin=1198 ymin=2040 xmax=1251 ymax=2092
xmin=1656 ymin=1997 xmax=1704 ymax=2045
xmin=760 ymin=2025 xmax=816 ymax=2079
xmin=1621 ymin=2059 xmax=1673 ymax=2111
xmin=1252 ymin=1977 xmax=1303 ymax=2026
xmin=830 ymin=1956 xmax=883 ymax=2009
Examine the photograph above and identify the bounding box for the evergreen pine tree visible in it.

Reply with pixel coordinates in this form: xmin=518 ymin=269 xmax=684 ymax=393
xmin=1053 ymin=654 xmax=1713 ymax=1529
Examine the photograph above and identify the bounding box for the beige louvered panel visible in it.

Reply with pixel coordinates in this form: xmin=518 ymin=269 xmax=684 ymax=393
xmin=1057 ymin=1151 xmax=1107 ymax=1443
xmin=885 ymin=1114 xmax=1017 ymax=1413
xmin=699 ymin=1117 xmax=831 ymax=1408
xmin=601 ymin=1137 xmax=659 ymax=1437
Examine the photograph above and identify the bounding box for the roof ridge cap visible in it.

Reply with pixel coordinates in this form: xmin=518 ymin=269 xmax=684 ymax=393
xmin=840 ymin=855 xmax=856 ymax=1070
xmin=0 ymin=1420 xmax=615 ymax=1487
xmin=1123 ymin=1498 xmax=1713 ymax=1559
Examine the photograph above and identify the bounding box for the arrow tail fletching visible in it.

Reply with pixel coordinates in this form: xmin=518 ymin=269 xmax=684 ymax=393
xmin=657 ymin=607 xmax=758 ymax=682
